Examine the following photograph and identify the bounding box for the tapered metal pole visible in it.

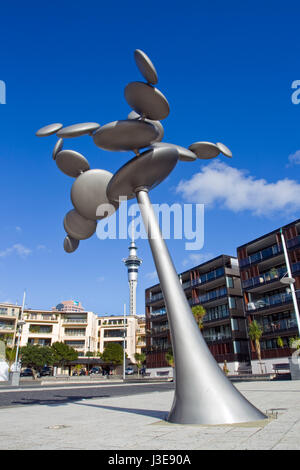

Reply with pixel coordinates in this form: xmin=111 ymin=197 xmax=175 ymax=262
xmin=136 ymin=188 xmax=266 ymax=424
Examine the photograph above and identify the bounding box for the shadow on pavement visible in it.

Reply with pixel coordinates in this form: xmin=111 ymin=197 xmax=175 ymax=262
xmin=74 ymin=401 xmax=168 ymax=420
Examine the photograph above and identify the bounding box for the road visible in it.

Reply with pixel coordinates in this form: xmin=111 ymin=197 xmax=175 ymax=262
xmin=0 ymin=381 xmax=174 ymax=408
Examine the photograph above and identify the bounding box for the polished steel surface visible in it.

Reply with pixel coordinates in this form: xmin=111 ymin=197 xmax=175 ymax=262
xmin=151 ymin=142 xmax=196 ymax=161
xmin=52 ymin=138 xmax=63 ymax=160
xmin=216 ymin=142 xmax=233 ymax=158
xmin=56 ymin=150 xmax=90 ymax=177
xmin=106 ymin=146 xmax=178 ymax=202
xmin=134 ymin=49 xmax=158 ymax=85
xmin=63 ymin=235 xmax=79 ymax=253
xmin=189 ymin=141 xmax=220 ymax=159
xmin=93 ymin=119 xmax=159 ymax=151
xmin=124 ymin=82 xmax=169 ymax=120
xmin=71 ymin=169 xmax=118 ymax=221
xmin=63 ymin=209 xmax=97 ymax=240
xmin=127 ymin=111 xmax=164 ymax=143
xmin=136 ymin=189 xmax=267 ymax=425
xmin=36 ymin=123 xmax=63 ymax=137
xmin=57 ymin=122 xmax=100 ymax=138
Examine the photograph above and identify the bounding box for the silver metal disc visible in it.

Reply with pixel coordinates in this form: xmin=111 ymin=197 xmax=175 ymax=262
xmin=188 ymin=141 xmax=220 ymax=159
xmin=63 ymin=209 xmax=97 ymax=240
xmin=134 ymin=49 xmax=158 ymax=85
xmin=64 ymin=235 xmax=79 ymax=253
xmin=216 ymin=142 xmax=233 ymax=158
xmin=71 ymin=169 xmax=119 ymax=221
xmin=127 ymin=111 xmax=164 ymax=143
xmin=124 ymin=82 xmax=170 ymax=121
xmin=56 ymin=150 xmax=90 ymax=177
xmin=52 ymin=138 xmax=63 ymax=160
xmin=106 ymin=146 xmax=179 ymax=202
xmin=57 ymin=122 xmax=100 ymax=138
xmin=93 ymin=119 xmax=159 ymax=152
xmin=36 ymin=123 xmax=63 ymax=137
xmin=151 ymin=142 xmax=196 ymax=162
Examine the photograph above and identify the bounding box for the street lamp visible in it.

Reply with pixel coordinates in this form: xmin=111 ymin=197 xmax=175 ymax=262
xmin=11 ymin=291 xmax=26 ymax=386
xmin=279 ymin=229 xmax=300 ymax=336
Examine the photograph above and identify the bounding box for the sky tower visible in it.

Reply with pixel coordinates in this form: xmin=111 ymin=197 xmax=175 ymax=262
xmin=123 ymin=222 xmax=142 ymax=316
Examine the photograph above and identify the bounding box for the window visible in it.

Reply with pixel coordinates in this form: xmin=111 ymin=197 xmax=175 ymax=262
xmin=231 ymin=318 xmax=239 ymax=331
xmin=228 ymin=297 xmax=236 ymax=309
xmin=226 ymin=276 xmax=234 ymax=288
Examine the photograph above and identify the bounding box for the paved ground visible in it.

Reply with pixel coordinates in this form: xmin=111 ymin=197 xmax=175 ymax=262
xmin=0 ymin=380 xmax=299 ymax=450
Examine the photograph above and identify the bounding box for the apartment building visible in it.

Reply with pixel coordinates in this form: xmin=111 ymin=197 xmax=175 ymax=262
xmin=0 ymin=303 xmax=22 ymax=347
xmin=21 ymin=307 xmax=98 ymax=354
xmin=145 ymin=255 xmax=249 ymax=374
xmin=97 ymin=314 xmax=145 ymax=363
xmin=237 ymin=219 xmax=300 ymax=373
xmin=3 ymin=300 xmax=146 ymax=365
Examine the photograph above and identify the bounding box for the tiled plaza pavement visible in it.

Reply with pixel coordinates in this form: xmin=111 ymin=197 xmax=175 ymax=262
xmin=0 ymin=380 xmax=299 ymax=450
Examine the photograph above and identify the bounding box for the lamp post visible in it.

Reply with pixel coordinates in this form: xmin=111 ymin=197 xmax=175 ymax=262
xmin=280 ymin=228 xmax=300 ymax=336
xmin=11 ymin=291 xmax=26 ymax=386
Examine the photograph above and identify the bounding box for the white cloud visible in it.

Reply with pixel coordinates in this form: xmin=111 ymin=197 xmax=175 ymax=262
xmin=176 ymin=161 xmax=300 ymax=216
xmin=145 ymin=271 xmax=158 ymax=281
xmin=288 ymin=150 xmax=300 ymax=166
xmin=0 ymin=244 xmax=32 ymax=258
xmin=182 ymin=252 xmax=214 ymax=267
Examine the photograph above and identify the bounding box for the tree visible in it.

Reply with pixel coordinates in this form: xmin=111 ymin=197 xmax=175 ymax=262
xmin=277 ymin=337 xmax=284 ymax=349
xmin=248 ymin=320 xmax=263 ymax=374
xmin=51 ymin=342 xmax=78 ymax=371
xmin=20 ymin=344 xmax=54 ymax=378
xmin=134 ymin=352 xmax=146 ymax=375
xmin=165 ymin=306 xmax=206 ymax=368
xmin=5 ymin=346 xmax=16 ymax=370
xmin=165 ymin=351 xmax=175 ymax=368
xmin=101 ymin=343 xmax=123 ymax=365
xmin=192 ymin=305 xmax=206 ymax=330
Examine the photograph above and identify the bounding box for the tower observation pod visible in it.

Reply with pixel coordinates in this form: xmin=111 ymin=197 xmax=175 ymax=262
xmin=123 ymin=233 xmax=142 ymax=316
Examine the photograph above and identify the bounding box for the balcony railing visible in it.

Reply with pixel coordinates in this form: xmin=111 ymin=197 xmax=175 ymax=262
xmin=262 ymin=317 xmax=297 ymax=334
xmin=192 ymin=287 xmax=227 ymax=305
xmin=292 ymin=262 xmax=300 ymax=274
xmin=242 ymin=267 xmax=287 ymax=290
xmin=287 ymin=235 xmax=300 ymax=249
xmin=0 ymin=324 xmax=15 ymax=331
xmin=239 ymin=244 xmax=283 ymax=268
xmin=191 ymin=267 xmax=225 ymax=287
xmin=247 ymin=291 xmax=300 ymax=311
xmin=62 ymin=318 xmax=87 ymax=323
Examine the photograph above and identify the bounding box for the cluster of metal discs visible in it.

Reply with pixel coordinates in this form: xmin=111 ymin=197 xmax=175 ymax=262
xmin=36 ymin=49 xmax=232 ymax=253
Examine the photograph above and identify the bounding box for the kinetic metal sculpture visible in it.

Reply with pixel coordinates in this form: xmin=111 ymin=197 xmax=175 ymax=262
xmin=36 ymin=50 xmax=267 ymax=424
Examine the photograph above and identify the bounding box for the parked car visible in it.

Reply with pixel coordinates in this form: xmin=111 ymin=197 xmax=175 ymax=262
xmin=20 ymin=368 xmax=34 ymax=377
xmin=125 ymin=367 xmax=134 ymax=375
xmin=89 ymin=367 xmax=101 ymax=375
xmin=39 ymin=367 xmax=52 ymax=377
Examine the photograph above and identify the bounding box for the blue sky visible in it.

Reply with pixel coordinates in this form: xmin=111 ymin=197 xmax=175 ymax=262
xmin=0 ymin=0 xmax=300 ymax=315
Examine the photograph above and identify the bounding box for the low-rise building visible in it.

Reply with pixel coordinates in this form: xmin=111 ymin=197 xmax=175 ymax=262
xmin=0 ymin=303 xmax=22 ymax=347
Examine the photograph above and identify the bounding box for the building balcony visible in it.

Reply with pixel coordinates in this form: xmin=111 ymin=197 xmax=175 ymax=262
xmin=191 ymin=287 xmax=228 ymax=306
xmin=287 ymin=235 xmax=300 ymax=250
xmin=0 ymin=324 xmax=15 ymax=332
xmin=190 ymin=267 xmax=225 ymax=288
xmin=246 ymin=291 xmax=300 ymax=312
xmin=241 ymin=267 xmax=287 ymax=290
xmin=292 ymin=262 xmax=300 ymax=275
xmin=62 ymin=318 xmax=88 ymax=325
xmin=239 ymin=244 xmax=283 ymax=268
xmin=262 ymin=318 xmax=297 ymax=335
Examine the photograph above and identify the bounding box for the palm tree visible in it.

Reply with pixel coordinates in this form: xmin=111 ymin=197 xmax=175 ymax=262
xmin=248 ymin=320 xmax=263 ymax=373
xmin=192 ymin=305 xmax=206 ymax=330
